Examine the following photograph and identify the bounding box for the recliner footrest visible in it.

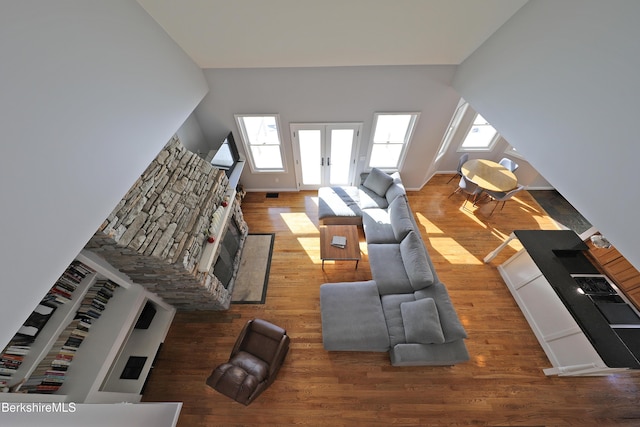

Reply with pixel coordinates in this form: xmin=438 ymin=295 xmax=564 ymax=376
xmin=207 ymin=363 xmax=260 ymax=404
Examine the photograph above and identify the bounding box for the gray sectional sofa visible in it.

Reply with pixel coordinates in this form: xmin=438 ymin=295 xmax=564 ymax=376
xmin=319 ymin=168 xmax=470 ymax=366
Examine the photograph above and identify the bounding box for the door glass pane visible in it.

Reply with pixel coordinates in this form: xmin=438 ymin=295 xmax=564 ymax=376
xmin=298 ymin=129 xmax=322 ymax=185
xmin=329 ymin=129 xmax=354 ymax=185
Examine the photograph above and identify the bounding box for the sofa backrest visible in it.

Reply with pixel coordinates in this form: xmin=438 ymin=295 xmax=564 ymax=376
xmin=400 ymin=231 xmax=435 ymax=291
xmin=385 ymin=172 xmax=406 ymax=204
xmin=414 ymin=283 xmax=468 ymax=343
xmin=389 ymin=196 xmax=414 ymax=242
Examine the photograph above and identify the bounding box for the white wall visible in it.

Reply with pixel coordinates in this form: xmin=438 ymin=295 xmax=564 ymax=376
xmin=433 ymin=103 xmax=552 ymax=189
xmin=453 ymin=0 xmax=640 ymax=268
xmin=194 ymin=65 xmax=460 ymax=190
xmin=176 ymin=113 xmax=208 ymax=154
xmin=0 ymin=1 xmax=208 ymax=348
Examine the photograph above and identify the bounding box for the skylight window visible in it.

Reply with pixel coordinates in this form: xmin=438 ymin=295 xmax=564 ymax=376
xmin=460 ymin=113 xmax=498 ymax=151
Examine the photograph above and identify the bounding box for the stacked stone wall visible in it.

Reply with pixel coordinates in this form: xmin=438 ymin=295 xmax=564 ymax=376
xmin=85 ymin=136 xmax=247 ymax=310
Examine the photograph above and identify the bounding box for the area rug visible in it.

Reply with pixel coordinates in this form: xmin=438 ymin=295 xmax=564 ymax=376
xmin=529 ymin=190 xmax=592 ymax=235
xmin=231 ymin=233 xmax=275 ymax=304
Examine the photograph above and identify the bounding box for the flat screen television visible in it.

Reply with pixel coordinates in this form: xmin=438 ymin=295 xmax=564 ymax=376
xmin=210 ymin=132 xmax=240 ymax=178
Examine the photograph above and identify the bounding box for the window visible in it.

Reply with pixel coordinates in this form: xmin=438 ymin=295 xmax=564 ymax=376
xmin=367 ymin=112 xmax=419 ymax=170
xmin=459 ymin=113 xmax=499 ymax=151
xmin=504 ymin=144 xmax=526 ymax=160
xmin=235 ymin=114 xmax=286 ymax=172
xmin=436 ymin=101 xmax=468 ymax=161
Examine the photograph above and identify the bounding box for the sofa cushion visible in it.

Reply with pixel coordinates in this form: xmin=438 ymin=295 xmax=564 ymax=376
xmin=385 ymin=172 xmax=406 ymax=204
xmin=362 ymin=208 xmax=396 ymax=244
xmin=414 ymin=283 xmax=468 ymax=343
xmin=320 ymin=281 xmax=390 ymax=351
xmin=318 ymin=186 xmax=362 ymax=221
xmin=381 ymin=293 xmax=415 ymax=347
xmin=400 ymin=231 xmax=435 ymax=290
xmin=359 ymin=185 xmax=389 ymax=209
xmin=363 ymin=167 xmax=393 ymax=197
xmin=400 ymin=298 xmax=445 ymax=344
xmin=368 ymin=244 xmax=414 ymax=295
xmin=389 ymin=196 xmax=414 ymax=241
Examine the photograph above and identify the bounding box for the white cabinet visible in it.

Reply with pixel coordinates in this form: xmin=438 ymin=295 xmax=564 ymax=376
xmin=1 ymin=250 xmax=175 ymax=403
xmin=498 ymin=249 xmax=627 ymax=376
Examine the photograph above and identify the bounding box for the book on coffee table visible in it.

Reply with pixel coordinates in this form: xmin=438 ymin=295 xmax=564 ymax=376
xmin=331 ymin=235 xmax=347 ymax=248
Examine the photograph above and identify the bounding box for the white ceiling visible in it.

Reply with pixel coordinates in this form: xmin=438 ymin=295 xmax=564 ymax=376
xmin=137 ymin=0 xmax=528 ymax=69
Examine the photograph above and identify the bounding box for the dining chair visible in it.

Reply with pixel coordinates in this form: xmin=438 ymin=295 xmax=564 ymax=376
xmin=498 ymin=157 xmax=519 ymax=172
xmin=449 ymin=175 xmax=483 ymax=208
xmin=484 ymin=185 xmax=525 ymax=215
xmin=447 ymin=153 xmax=469 ymax=183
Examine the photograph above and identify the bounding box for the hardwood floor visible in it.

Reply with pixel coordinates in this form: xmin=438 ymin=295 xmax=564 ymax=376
xmin=142 ymin=174 xmax=640 ymax=426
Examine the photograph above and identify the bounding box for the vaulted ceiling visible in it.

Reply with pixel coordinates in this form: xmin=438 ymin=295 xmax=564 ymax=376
xmin=137 ymin=0 xmax=527 ymax=68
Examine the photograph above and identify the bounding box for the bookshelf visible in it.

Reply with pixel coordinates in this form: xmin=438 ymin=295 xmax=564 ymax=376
xmin=0 ymin=250 xmax=175 ymax=403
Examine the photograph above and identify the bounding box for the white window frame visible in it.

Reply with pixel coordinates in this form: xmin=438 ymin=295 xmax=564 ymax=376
xmin=436 ymin=101 xmax=469 ymax=162
xmin=458 ymin=112 xmax=500 ymax=152
xmin=234 ymin=114 xmax=287 ymax=173
xmin=366 ymin=112 xmax=420 ymax=171
xmin=504 ymin=144 xmax=526 ymax=160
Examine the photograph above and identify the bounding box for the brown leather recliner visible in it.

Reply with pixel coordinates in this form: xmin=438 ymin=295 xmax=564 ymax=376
xmin=206 ymin=318 xmax=290 ymax=405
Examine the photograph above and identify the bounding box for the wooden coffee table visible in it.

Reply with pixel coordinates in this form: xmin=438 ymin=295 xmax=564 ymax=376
xmin=320 ymin=225 xmax=361 ymax=269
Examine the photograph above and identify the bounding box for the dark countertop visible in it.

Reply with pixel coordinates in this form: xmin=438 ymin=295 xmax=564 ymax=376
xmin=514 ymin=230 xmax=640 ymax=369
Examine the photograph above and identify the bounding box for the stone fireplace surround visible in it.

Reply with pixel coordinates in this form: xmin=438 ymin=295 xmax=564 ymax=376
xmin=85 ymin=136 xmax=248 ymax=310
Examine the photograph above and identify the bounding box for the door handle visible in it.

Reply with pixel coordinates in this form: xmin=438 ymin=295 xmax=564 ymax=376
xmin=321 ymin=158 xmax=324 ymax=166
xmin=327 ymin=157 xmax=331 ymax=166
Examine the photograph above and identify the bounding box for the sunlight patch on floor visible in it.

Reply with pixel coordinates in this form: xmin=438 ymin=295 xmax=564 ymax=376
xmin=459 ymin=206 xmax=489 ymax=229
xmin=280 ymin=212 xmax=319 ymax=235
xmin=359 ymin=241 xmax=368 ymax=256
xmin=488 ymin=230 xmax=524 ymax=254
xmin=415 ymin=212 xmax=444 ymax=234
xmin=531 ymin=213 xmax=562 ymax=230
xmin=296 ymin=237 xmax=320 ymax=264
xmin=428 ymin=237 xmax=484 ymax=265
xmin=474 ymin=354 xmax=487 ymax=368
xmin=512 ymin=195 xmax=542 ymax=213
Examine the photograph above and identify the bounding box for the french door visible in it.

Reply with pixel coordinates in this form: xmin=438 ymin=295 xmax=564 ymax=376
xmin=290 ymin=123 xmax=362 ymax=190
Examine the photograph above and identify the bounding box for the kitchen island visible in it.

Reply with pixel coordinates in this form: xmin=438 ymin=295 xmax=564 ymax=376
xmin=486 ymin=230 xmax=640 ymax=376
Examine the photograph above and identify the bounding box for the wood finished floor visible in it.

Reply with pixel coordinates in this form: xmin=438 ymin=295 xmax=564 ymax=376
xmin=142 ymin=175 xmax=640 ymax=426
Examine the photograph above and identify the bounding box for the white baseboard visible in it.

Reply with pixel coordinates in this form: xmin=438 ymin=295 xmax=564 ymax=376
xmin=245 ymin=187 xmax=299 ymax=192
xmin=525 ymin=186 xmax=556 ymax=190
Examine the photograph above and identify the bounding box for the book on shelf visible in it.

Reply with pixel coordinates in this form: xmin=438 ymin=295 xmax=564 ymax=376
xmin=4 ymin=346 xmax=30 ymax=356
xmin=331 ymin=235 xmax=347 ymax=248
xmin=44 ymin=260 xmax=94 ymax=306
xmin=4 ymin=261 xmax=124 ymax=395
xmin=0 ymin=367 xmax=19 ymax=375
